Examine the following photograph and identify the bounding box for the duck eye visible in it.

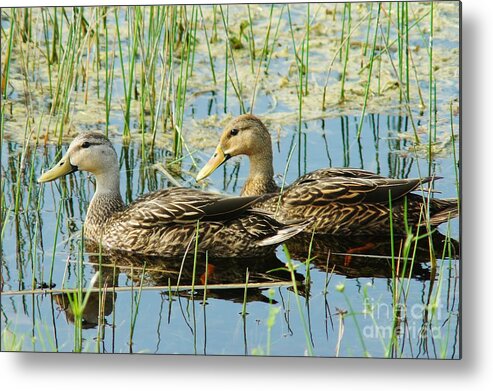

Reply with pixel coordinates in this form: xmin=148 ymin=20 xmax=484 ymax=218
xmin=230 ymin=128 xmax=239 ymax=136
xmin=81 ymin=141 xmax=91 ymax=149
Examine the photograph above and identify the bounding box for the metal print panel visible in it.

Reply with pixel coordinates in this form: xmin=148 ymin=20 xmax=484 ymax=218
xmin=1 ymin=1 xmax=460 ymax=358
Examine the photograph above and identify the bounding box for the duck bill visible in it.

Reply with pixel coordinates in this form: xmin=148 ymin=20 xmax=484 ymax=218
xmin=196 ymin=145 xmax=229 ymax=181
xmin=38 ymin=154 xmax=78 ymax=183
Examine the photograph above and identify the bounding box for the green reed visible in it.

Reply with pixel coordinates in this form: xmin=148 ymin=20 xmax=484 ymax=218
xmin=93 ymin=8 xmax=102 ymax=100
xmin=13 ymin=122 xmax=31 ymax=217
xmin=356 ymin=3 xmax=381 ymax=139
xmin=265 ymin=288 xmax=280 ymax=356
xmin=378 ymin=14 xmax=419 ymax=144
xmin=437 ymin=221 xmax=457 ymax=359
xmin=304 ymin=229 xmax=316 ymax=287
xmin=404 ymin=2 xmax=410 ymax=103
xmin=321 ymin=7 xmax=373 ymax=110
xmin=222 ymin=6 xmax=229 ymax=113
xmin=48 ymin=198 xmax=64 ymax=288
xmin=335 ymin=306 xmax=345 ymax=357
xmin=428 ymin=2 xmax=435 ymax=176
xmin=282 ymin=245 xmax=313 ymax=356
xmin=137 ymin=6 xmax=166 ymax=153
xmin=115 ymin=7 xmax=136 ymax=139
xmin=41 ymin=9 xmax=55 ymax=95
xmin=1 ymin=9 xmax=15 ymax=100
xmin=246 ymin=5 xmax=256 ymax=73
xmin=103 ymin=8 xmax=114 ymax=136
xmin=189 ymin=221 xmax=202 ymax=354
xmin=384 ymin=192 xmax=448 ymax=357
xmin=129 ymin=262 xmax=146 ymax=353
xmin=199 ymin=6 xmax=217 ymax=84
xmin=190 ymin=221 xmax=200 ymax=302
xmin=264 ymin=5 xmax=284 ymax=74
xmin=275 ymin=140 xmax=296 ymax=215
xmin=241 ymin=268 xmax=250 ymax=318
xmin=161 ymin=7 xmax=175 ymax=139
xmin=2 ymin=325 xmax=25 ymax=351
xmin=150 ymin=60 xmax=167 ymax=152
xmin=252 ymin=288 xmax=280 ymax=356
xmin=397 ymin=2 xmax=403 ymax=103
xmin=50 ymin=8 xmax=84 ymax=144
xmin=359 ymin=286 xmax=387 ymax=354
xmin=189 ymin=7 xmax=199 ymax=79
xmin=339 ymin=3 xmax=347 ymax=61
xmin=0 ymin=94 xmax=6 ymax=247
xmin=360 ymin=4 xmax=429 ymax=110
xmin=29 ymin=176 xmax=44 ymax=293
xmin=335 ymin=283 xmax=370 ymax=357
xmin=175 ymin=7 xmax=197 ymax=156
xmin=95 ymin=241 xmax=104 ymax=352
xmin=66 ymin=270 xmax=100 ymax=352
xmin=286 ymin=4 xmax=312 ymax=151
xmin=249 ymin=4 xmax=279 ymax=111
xmin=304 ymin=4 xmax=310 ymax=96
xmin=219 ymin=5 xmax=246 ymax=114
xmin=363 ymin=3 xmax=373 ymax=57
xmin=450 ymin=102 xmax=460 ymax=206
xmin=339 ymin=3 xmax=351 ymax=103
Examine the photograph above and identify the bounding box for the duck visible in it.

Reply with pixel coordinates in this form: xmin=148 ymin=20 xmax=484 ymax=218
xmin=37 ymin=132 xmax=310 ymax=258
xmin=196 ymin=114 xmax=459 ymax=236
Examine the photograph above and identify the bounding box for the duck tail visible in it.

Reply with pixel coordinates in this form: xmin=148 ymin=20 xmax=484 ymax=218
xmin=257 ymin=218 xmax=313 ymax=247
xmin=429 ymin=198 xmax=460 ymax=226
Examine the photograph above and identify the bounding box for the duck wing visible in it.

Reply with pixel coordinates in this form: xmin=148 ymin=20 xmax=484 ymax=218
xmin=117 ymin=188 xmax=266 ymax=228
xmin=282 ymin=176 xmax=433 ymax=206
xmin=289 ymin=168 xmax=385 ymax=187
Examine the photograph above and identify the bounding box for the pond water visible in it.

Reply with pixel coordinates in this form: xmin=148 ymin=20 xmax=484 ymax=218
xmin=1 ymin=112 xmax=460 ymax=357
xmin=1 ymin=3 xmax=460 ymax=358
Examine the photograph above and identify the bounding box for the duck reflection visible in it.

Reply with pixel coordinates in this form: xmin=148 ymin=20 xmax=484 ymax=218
xmin=53 ymin=291 xmax=115 ymax=329
xmin=52 ymin=246 xmax=304 ymax=328
xmin=285 ymin=231 xmax=459 ymax=280
xmin=53 ymin=232 xmax=458 ymax=328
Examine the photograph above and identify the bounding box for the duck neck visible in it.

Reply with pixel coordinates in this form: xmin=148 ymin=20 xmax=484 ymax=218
xmin=85 ymin=166 xmax=125 ymax=239
xmin=241 ymin=149 xmax=278 ymax=196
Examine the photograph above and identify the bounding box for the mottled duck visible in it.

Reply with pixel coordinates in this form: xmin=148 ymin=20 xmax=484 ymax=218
xmin=38 ymin=132 xmax=309 ymax=257
xmin=196 ymin=114 xmax=459 ymax=236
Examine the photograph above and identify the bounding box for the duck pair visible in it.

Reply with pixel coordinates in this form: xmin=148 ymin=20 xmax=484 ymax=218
xmin=38 ymin=115 xmax=458 ymax=258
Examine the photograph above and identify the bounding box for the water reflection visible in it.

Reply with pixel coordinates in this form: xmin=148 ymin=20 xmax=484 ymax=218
xmin=53 ymin=292 xmax=116 ymax=329
xmin=52 ymin=231 xmax=458 ymax=330
xmin=52 ymin=245 xmax=306 ymax=328
xmin=286 ymin=231 xmax=459 ymax=280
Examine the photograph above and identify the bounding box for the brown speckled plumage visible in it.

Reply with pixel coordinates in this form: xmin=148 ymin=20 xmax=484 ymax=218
xmin=38 ymin=132 xmax=308 ymax=257
xmin=95 ymin=188 xmax=305 ymax=257
xmin=197 ymin=115 xmax=459 ymax=236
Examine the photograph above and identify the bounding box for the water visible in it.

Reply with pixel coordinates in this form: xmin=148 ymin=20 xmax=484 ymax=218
xmin=1 ymin=3 xmax=460 ymax=357
xmin=1 ymin=112 xmax=460 ymax=357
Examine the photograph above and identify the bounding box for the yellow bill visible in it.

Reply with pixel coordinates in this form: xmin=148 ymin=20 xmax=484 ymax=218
xmin=196 ymin=145 xmax=229 ymax=181
xmin=38 ymin=154 xmax=78 ymax=183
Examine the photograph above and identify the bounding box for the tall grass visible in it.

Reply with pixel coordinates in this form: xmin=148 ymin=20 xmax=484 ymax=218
xmin=281 ymin=245 xmax=313 ymax=356
xmin=428 ymin=2 xmax=435 ymax=176
xmin=1 ymin=9 xmax=15 ymax=100
xmin=339 ymin=3 xmax=351 ymax=103
xmin=219 ymin=5 xmax=246 ymax=114
xmin=356 ymin=3 xmax=381 ymax=138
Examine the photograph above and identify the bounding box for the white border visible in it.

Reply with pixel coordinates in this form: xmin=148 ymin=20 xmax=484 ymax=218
xmin=2 ymin=0 xmax=491 ymax=389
